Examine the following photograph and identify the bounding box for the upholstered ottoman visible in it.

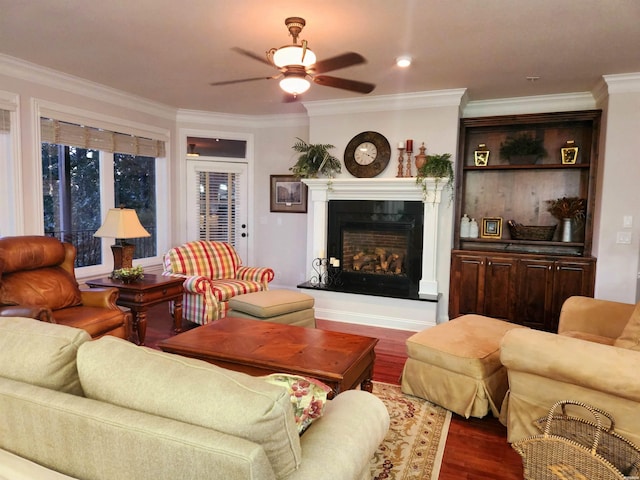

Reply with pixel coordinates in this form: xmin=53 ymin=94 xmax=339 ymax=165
xmin=227 ymin=290 xmax=316 ymax=328
xmin=401 ymin=314 xmax=525 ymax=418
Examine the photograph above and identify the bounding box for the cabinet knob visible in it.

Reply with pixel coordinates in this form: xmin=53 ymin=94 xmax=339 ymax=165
xmin=488 ymin=261 xmax=492 ymax=266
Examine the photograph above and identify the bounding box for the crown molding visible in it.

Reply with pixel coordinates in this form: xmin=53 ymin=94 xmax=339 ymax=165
xmin=603 ymin=73 xmax=640 ymax=93
xmin=0 ymin=54 xmax=176 ymax=121
xmin=176 ymin=109 xmax=309 ymax=129
xmin=462 ymin=92 xmax=597 ymax=118
xmin=302 ymin=88 xmax=467 ymax=117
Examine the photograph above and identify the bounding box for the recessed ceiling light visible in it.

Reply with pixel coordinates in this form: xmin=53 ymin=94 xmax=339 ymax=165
xmin=396 ymin=56 xmax=412 ymax=68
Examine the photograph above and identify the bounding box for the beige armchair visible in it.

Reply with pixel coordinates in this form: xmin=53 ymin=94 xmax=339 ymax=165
xmin=0 ymin=235 xmax=131 ymax=339
xmin=500 ymin=296 xmax=640 ymax=447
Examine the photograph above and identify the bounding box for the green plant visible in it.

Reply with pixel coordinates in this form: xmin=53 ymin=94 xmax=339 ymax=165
xmin=289 ymin=138 xmax=341 ymax=178
xmin=415 ymin=153 xmax=454 ymax=201
xmin=111 ymin=265 xmax=144 ymax=282
xmin=499 ymin=134 xmax=548 ymax=159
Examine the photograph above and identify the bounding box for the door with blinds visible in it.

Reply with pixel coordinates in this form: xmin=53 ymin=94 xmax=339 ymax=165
xmin=186 ymin=160 xmax=249 ymax=260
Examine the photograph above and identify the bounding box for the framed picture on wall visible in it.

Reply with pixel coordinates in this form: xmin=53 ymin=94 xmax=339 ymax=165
xmin=270 ymin=175 xmax=308 ymax=213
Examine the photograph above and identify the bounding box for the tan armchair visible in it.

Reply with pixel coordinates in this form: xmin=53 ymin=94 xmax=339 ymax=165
xmin=0 ymin=236 xmax=131 ymax=339
xmin=500 ymin=296 xmax=640 ymax=447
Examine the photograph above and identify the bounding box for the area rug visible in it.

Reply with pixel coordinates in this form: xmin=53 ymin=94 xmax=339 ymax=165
xmin=370 ymin=382 xmax=452 ymax=480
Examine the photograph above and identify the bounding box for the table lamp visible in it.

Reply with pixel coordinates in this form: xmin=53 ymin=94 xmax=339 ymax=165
xmin=94 ymin=207 xmax=150 ymax=270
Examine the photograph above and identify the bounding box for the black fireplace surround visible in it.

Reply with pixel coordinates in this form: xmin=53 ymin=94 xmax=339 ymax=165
xmin=326 ymin=200 xmax=424 ymax=300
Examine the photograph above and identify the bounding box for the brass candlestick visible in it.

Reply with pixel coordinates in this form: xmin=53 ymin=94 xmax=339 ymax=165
xmin=405 ymin=148 xmax=413 ymax=177
xmin=396 ymin=147 xmax=405 ymax=177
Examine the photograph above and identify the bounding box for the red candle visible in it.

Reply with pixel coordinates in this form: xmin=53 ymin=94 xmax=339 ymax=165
xmin=406 ymin=139 xmax=413 ymax=152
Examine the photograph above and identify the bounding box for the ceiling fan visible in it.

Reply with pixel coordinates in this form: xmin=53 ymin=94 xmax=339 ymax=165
xmin=210 ymin=17 xmax=375 ymax=98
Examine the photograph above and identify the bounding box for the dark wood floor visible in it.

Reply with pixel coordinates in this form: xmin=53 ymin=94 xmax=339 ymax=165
xmin=143 ymin=304 xmax=524 ymax=479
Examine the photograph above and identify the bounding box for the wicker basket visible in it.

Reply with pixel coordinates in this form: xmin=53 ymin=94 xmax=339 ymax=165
xmin=507 ymin=220 xmax=557 ymax=241
xmin=512 ymin=400 xmax=640 ymax=480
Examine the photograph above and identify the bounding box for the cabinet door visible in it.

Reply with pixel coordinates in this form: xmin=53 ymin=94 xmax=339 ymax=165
xmin=449 ymin=253 xmax=485 ymax=318
xmin=516 ymin=258 xmax=555 ymax=330
xmin=550 ymin=259 xmax=596 ymax=329
xmin=483 ymin=256 xmax=517 ymax=320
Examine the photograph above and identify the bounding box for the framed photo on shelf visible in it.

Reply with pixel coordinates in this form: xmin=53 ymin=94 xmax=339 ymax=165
xmin=481 ymin=217 xmax=503 ymax=238
xmin=270 ymin=175 xmax=308 ymax=213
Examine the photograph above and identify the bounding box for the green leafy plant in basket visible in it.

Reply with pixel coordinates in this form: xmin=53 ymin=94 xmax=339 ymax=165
xmin=289 ymin=138 xmax=341 ymax=178
xmin=499 ymin=133 xmax=548 ymax=164
xmin=111 ymin=265 xmax=144 ymax=283
xmin=415 ymin=153 xmax=454 ymax=200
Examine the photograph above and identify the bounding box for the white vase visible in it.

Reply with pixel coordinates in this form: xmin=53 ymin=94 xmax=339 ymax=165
xmin=561 ymin=218 xmax=572 ymax=242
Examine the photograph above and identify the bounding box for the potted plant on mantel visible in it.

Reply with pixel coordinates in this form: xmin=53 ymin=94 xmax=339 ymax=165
xmin=289 ymin=138 xmax=341 ymax=178
xmin=499 ymin=133 xmax=548 ymax=165
xmin=415 ymin=153 xmax=454 ymax=200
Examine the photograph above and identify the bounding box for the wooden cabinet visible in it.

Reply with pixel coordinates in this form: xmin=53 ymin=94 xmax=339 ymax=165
xmin=450 ymin=251 xmax=596 ymax=331
xmin=449 ymin=110 xmax=600 ymax=331
xmin=449 ymin=252 xmax=517 ymax=320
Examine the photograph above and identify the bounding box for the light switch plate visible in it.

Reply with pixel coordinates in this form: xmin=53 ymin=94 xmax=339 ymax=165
xmin=623 ymin=215 xmax=633 ymax=228
xmin=617 ymin=231 xmax=632 ymax=244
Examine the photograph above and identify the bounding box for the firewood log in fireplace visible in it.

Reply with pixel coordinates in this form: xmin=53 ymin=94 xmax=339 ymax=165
xmin=351 ymin=249 xmax=405 ymax=274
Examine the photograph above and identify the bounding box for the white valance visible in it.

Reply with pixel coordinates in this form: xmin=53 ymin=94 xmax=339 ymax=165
xmin=40 ymin=118 xmax=165 ymax=157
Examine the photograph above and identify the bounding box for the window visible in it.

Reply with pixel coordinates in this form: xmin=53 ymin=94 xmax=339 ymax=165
xmin=41 ymin=118 xmax=165 ymax=270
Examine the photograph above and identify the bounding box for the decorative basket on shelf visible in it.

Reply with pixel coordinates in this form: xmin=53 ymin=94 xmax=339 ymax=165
xmin=512 ymin=400 xmax=640 ymax=480
xmin=507 ymin=220 xmax=557 ymax=241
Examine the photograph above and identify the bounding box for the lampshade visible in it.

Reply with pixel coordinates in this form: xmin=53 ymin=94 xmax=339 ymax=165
xmin=94 ymin=208 xmax=150 ymax=239
xmin=272 ymin=45 xmax=316 ymax=68
xmin=279 ymin=74 xmax=311 ymax=95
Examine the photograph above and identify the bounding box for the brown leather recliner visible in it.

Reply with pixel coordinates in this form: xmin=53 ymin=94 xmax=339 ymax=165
xmin=0 ymin=235 xmax=131 ymax=339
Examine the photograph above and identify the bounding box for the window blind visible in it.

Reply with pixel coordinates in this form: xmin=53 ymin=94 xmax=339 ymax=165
xmin=0 ymin=109 xmax=10 ymax=133
xmin=197 ymin=171 xmax=238 ymax=244
xmin=40 ymin=118 xmax=165 ymax=157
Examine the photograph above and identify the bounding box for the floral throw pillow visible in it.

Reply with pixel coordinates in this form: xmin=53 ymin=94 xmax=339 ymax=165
xmin=262 ymin=374 xmax=332 ymax=434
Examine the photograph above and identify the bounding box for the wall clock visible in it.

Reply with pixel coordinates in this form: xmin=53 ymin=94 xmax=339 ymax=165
xmin=343 ymin=131 xmax=391 ymax=178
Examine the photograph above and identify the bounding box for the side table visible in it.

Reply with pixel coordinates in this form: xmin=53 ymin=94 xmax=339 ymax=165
xmin=86 ymin=273 xmax=184 ymax=345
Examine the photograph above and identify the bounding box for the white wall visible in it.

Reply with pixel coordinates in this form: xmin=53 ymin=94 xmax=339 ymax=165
xmin=593 ymin=74 xmax=640 ymax=303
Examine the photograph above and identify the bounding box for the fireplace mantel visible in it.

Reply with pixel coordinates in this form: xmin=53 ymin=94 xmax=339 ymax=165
xmin=302 ymin=177 xmax=446 ymax=300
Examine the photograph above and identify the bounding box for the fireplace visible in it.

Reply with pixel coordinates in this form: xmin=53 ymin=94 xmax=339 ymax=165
xmin=327 ymin=200 xmax=423 ymax=299
xmin=302 ymin=178 xmax=446 ymax=304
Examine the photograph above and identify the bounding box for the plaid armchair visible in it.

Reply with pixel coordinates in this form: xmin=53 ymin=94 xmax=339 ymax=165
xmin=162 ymin=241 xmax=274 ymax=325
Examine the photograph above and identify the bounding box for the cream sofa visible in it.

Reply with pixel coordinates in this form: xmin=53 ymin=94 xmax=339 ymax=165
xmin=500 ymin=296 xmax=640 ymax=447
xmin=0 ymin=317 xmax=390 ymax=480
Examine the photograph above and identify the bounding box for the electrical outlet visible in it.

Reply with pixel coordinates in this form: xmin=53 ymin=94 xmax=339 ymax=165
xmin=623 ymin=215 xmax=633 ymax=228
xmin=616 ymin=231 xmax=632 ymax=244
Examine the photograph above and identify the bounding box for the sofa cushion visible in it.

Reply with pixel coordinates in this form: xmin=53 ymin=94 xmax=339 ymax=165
xmin=77 ymin=336 xmax=301 ymax=478
xmin=614 ymin=301 xmax=640 ymax=351
xmin=0 ymin=316 xmax=89 ymax=395
xmin=262 ymin=374 xmax=331 ymax=434
xmin=0 ymin=267 xmax=82 ymax=310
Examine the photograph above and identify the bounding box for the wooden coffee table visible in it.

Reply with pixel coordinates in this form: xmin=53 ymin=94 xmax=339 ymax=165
xmin=158 ymin=317 xmax=378 ymax=398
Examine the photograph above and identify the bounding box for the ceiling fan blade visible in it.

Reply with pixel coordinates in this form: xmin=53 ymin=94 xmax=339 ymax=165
xmin=313 ymin=75 xmax=375 ymax=94
xmin=210 ymin=75 xmax=278 ymax=86
xmin=310 ymin=52 xmax=366 ymax=74
xmin=231 ymin=47 xmax=272 ymax=66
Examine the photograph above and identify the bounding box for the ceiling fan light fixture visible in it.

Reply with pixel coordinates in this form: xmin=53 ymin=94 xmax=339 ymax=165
xmin=279 ymin=74 xmax=311 ymax=95
xmin=272 ymin=45 xmax=316 ymax=68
